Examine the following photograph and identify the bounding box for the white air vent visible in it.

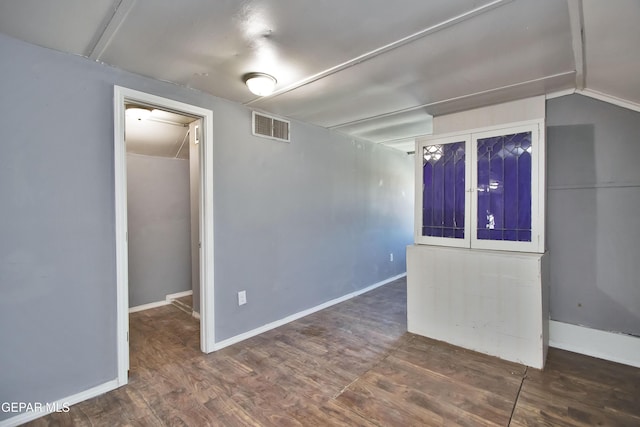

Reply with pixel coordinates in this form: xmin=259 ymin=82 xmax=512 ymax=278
xmin=252 ymin=111 xmax=290 ymax=142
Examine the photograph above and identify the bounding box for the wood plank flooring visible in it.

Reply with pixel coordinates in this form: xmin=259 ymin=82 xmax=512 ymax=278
xmin=27 ymin=278 xmax=640 ymax=426
xmin=170 ymin=294 xmax=193 ymax=316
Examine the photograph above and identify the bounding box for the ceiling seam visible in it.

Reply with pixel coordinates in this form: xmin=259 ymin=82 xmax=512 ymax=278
xmin=567 ymin=0 xmax=586 ymax=90
xmin=244 ymin=0 xmax=513 ymax=106
xmin=376 ymin=136 xmax=422 ymax=146
xmin=576 ymin=89 xmax=640 ymax=113
xmin=87 ymin=0 xmax=137 ymax=60
xmin=148 ymin=117 xmax=189 ymax=127
xmin=545 ymin=89 xmax=576 ymax=100
xmin=327 ymin=71 xmax=576 ymax=129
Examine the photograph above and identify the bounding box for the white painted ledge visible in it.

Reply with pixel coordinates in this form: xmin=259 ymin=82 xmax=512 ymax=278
xmin=549 ymin=320 xmax=640 ymax=368
xmin=407 ymin=245 xmax=549 ymax=369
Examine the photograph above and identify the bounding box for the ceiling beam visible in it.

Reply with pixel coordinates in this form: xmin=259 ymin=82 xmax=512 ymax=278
xmin=545 ymin=88 xmax=576 ymax=100
xmin=567 ymin=0 xmax=586 ymax=90
xmin=329 ymin=106 xmax=427 ymax=130
xmin=329 ymin=71 xmax=576 ymax=129
xmin=246 ymin=0 xmax=513 ymax=105
xmin=86 ymin=0 xmax=137 ymax=60
xmin=577 ymin=88 xmax=640 ymax=113
xmin=148 ymin=117 xmax=189 ymax=127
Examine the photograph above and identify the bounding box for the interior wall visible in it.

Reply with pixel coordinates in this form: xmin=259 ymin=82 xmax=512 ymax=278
xmin=0 ymin=32 xmax=414 ymax=419
xmin=433 ymin=96 xmax=545 ymax=134
xmin=212 ymin=104 xmax=414 ymax=341
xmin=546 ymin=94 xmax=640 ymax=336
xmin=126 ymin=153 xmax=192 ymax=307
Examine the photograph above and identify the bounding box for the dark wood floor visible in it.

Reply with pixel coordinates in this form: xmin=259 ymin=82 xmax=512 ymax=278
xmin=28 ymin=278 xmax=640 ymax=426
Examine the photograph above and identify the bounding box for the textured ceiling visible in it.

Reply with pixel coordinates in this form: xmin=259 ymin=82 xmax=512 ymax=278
xmin=0 ymin=0 xmax=638 ymax=152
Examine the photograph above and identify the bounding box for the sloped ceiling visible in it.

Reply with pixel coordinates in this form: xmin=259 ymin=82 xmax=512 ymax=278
xmin=125 ymin=107 xmax=195 ymax=159
xmin=0 ymin=0 xmax=638 ymax=153
xmin=582 ymin=0 xmax=640 ymax=103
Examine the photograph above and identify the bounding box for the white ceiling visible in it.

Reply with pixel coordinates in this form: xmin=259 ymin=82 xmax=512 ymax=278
xmin=125 ymin=107 xmax=195 ymax=159
xmin=1 ymin=0 xmax=638 ymax=152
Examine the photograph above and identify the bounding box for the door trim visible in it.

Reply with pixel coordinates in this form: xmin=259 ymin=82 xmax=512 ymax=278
xmin=113 ymin=86 xmax=216 ymax=386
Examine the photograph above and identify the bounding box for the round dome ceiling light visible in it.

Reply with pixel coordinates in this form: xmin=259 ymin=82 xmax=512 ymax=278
xmin=125 ymin=106 xmax=152 ymax=121
xmin=244 ymin=72 xmax=277 ymax=97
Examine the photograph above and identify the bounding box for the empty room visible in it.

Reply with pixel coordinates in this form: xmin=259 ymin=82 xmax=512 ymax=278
xmin=0 ymin=1 xmax=639 ymax=426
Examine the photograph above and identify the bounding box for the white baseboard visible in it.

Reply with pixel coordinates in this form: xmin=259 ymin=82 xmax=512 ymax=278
xmin=549 ymin=320 xmax=640 ymax=368
xmin=192 ymin=311 xmax=201 ymax=320
xmin=0 ymin=379 xmax=119 ymax=427
xmin=166 ymin=290 xmax=193 ymax=301
xmin=213 ymin=273 xmax=406 ymax=351
xmin=128 ymin=300 xmax=170 ymax=313
xmin=0 ymin=273 xmax=403 ymax=426
xmin=128 ymin=290 xmax=194 ymax=313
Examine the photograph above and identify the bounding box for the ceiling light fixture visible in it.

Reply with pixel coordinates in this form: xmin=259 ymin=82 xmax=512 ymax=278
xmin=243 ymin=72 xmax=277 ymax=97
xmin=125 ymin=106 xmax=152 ymax=121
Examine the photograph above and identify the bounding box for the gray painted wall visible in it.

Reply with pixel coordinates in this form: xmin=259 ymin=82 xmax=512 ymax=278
xmin=126 ymin=153 xmax=192 ymax=307
xmin=0 ymin=32 xmax=413 ymax=419
xmin=546 ymin=94 xmax=640 ymax=336
xmin=213 ymin=114 xmax=414 ymax=339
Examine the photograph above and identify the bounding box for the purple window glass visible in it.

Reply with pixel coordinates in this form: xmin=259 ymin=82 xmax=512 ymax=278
xmin=422 ymin=142 xmax=465 ymax=239
xmin=476 ymin=132 xmax=532 ymax=242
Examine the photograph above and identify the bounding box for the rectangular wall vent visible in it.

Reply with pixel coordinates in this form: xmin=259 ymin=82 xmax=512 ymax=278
xmin=252 ymin=111 xmax=290 ymax=142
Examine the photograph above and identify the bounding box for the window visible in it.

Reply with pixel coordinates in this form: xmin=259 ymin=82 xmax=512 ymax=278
xmin=415 ymin=121 xmax=545 ymax=253
xmin=419 ymin=135 xmax=471 ymax=248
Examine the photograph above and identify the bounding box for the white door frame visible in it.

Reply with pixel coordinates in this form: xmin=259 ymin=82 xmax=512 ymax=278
xmin=113 ymin=86 xmax=216 ymax=385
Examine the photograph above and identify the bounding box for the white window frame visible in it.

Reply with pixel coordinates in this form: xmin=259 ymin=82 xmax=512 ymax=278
xmin=415 ymin=119 xmax=545 ymax=253
xmin=414 ymin=135 xmax=471 ymax=249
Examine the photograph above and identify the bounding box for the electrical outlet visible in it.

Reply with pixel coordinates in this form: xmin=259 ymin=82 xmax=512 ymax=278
xmin=390 ymin=253 xmax=394 ymax=262
xmin=238 ymin=290 xmax=247 ymax=306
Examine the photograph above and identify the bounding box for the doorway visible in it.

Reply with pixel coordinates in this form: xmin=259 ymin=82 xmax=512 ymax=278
xmin=113 ymin=86 xmax=215 ymax=386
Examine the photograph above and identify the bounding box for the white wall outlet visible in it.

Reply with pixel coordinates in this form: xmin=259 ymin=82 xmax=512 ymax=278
xmin=238 ymin=290 xmax=247 ymax=306
xmin=390 ymin=253 xmax=394 ymax=262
